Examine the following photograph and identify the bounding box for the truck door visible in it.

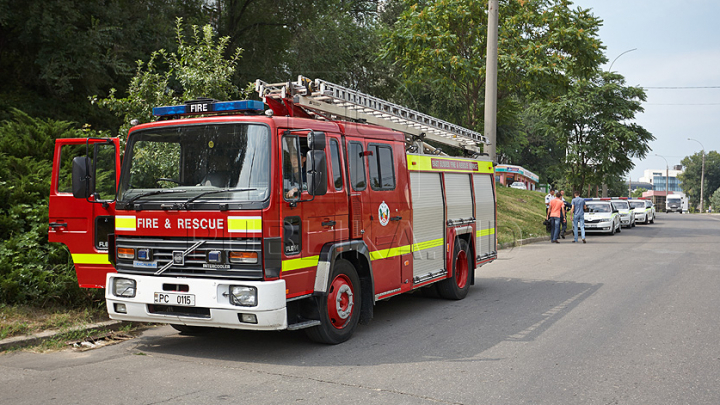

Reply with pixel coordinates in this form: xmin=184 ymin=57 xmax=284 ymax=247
xmin=48 ymin=138 xmax=120 ymax=288
xmin=279 ymin=131 xmax=336 ymax=297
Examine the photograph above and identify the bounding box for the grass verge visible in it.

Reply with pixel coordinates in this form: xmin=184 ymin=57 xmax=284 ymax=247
xmin=496 ymin=185 xmax=549 ymax=245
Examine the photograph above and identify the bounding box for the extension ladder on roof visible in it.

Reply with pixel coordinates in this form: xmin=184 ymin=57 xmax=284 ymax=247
xmin=255 ymin=76 xmax=487 ymax=154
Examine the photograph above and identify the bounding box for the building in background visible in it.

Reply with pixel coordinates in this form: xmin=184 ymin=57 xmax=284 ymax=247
xmin=495 ymin=164 xmax=539 ymax=190
xmin=636 ymin=165 xmax=684 ymax=210
xmin=638 ymin=165 xmax=683 ymax=192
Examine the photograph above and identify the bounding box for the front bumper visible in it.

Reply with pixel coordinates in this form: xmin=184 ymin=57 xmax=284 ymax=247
xmin=584 ymin=222 xmax=613 ymax=232
xmin=634 ymin=212 xmax=647 ymax=222
xmin=106 ymin=274 xmax=287 ymax=331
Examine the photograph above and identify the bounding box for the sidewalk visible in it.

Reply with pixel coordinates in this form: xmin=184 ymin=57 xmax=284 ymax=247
xmin=0 ymin=320 xmax=123 ymax=351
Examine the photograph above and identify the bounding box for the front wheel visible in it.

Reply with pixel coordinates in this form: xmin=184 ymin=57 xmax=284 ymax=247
xmin=437 ymin=238 xmax=472 ymax=300
xmin=306 ymin=259 xmax=361 ymax=344
xmin=650 ymin=214 xmax=655 ymax=224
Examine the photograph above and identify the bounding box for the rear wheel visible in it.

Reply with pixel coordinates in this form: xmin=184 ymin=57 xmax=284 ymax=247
xmin=437 ymin=238 xmax=472 ymax=300
xmin=306 ymin=259 xmax=361 ymax=344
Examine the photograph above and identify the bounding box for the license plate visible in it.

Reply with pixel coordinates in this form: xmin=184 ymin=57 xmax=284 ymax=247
xmin=154 ymin=292 xmax=195 ymax=306
xmin=586 ymin=224 xmax=596 ymax=228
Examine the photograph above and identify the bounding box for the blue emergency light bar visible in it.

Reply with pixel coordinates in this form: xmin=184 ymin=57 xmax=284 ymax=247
xmin=152 ymin=100 xmax=265 ymax=117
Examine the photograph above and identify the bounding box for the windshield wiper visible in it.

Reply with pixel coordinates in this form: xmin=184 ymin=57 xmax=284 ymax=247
xmin=125 ymin=189 xmax=188 ymax=205
xmin=182 ymin=188 xmax=257 ymax=206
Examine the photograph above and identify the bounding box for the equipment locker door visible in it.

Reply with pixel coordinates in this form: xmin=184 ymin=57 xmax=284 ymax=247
xmin=48 ymin=138 xmax=120 ymax=288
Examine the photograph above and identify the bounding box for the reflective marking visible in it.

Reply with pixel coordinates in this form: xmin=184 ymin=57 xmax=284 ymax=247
xmin=115 ymin=215 xmax=136 ymax=231
xmin=370 ymin=238 xmax=444 ymax=261
xmin=71 ymin=253 xmax=110 ymax=265
xmin=227 ymin=216 xmax=262 ymax=233
xmin=282 ymin=255 xmax=320 ymax=272
xmin=475 ymin=228 xmax=496 ymax=238
xmin=407 ymin=155 xmax=494 ymax=174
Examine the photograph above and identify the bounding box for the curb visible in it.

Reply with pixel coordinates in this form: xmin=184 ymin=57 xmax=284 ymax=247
xmin=0 ymin=320 xmax=124 ymax=352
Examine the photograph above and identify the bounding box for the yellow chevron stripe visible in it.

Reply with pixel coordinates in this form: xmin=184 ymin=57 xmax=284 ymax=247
xmin=282 ymin=255 xmax=319 ymax=272
xmin=71 ymin=253 xmax=111 ymax=265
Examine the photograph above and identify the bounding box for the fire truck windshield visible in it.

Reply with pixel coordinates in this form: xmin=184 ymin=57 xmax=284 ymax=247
xmin=118 ymin=123 xmax=270 ymax=206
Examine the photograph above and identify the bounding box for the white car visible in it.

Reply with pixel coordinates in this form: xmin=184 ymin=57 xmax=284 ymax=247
xmin=583 ymin=200 xmax=621 ymax=234
xmin=611 ymin=199 xmax=636 ymax=228
xmin=509 ymin=182 xmax=526 ymax=190
xmin=629 ymin=199 xmax=655 ymax=224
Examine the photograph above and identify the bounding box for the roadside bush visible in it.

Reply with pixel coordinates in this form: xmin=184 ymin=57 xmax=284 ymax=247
xmin=0 ymin=109 xmax=104 ymax=307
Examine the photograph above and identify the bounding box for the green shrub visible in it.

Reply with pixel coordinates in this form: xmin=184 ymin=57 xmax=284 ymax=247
xmin=0 ymin=109 xmax=104 ymax=307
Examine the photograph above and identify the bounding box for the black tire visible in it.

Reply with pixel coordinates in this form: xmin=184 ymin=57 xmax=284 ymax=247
xmin=306 ymin=259 xmax=361 ymax=344
xmin=616 ymin=222 xmax=621 ymax=233
xmin=644 ymin=215 xmax=649 ymax=224
xmin=650 ymin=214 xmax=655 ymax=224
xmin=632 ymin=219 xmax=636 ymax=227
xmin=437 ymin=239 xmax=472 ymax=300
xmin=170 ymin=324 xmax=214 ymax=335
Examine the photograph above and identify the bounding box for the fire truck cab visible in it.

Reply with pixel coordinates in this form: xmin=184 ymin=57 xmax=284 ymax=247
xmin=48 ymin=78 xmax=497 ymax=344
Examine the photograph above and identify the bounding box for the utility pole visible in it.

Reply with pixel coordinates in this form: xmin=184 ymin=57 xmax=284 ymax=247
xmin=688 ymin=138 xmax=705 ymax=213
xmin=484 ymin=0 xmax=499 ymax=163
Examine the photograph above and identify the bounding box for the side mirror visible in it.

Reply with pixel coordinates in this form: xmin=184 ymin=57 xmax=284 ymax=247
xmin=72 ymin=156 xmax=91 ymax=199
xmin=306 ymin=150 xmax=327 ymax=196
xmin=307 ymin=131 xmax=326 ymax=151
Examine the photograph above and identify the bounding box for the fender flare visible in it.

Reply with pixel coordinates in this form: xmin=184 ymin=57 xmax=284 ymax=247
xmin=313 ymin=240 xmax=374 ymax=295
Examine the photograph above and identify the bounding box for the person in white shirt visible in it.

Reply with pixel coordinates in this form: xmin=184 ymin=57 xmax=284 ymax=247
xmin=545 ymin=188 xmax=555 ymax=215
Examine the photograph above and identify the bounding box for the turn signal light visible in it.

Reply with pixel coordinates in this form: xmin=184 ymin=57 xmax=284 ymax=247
xmin=229 ymin=251 xmax=258 ymax=264
xmin=118 ymin=248 xmax=135 ymax=259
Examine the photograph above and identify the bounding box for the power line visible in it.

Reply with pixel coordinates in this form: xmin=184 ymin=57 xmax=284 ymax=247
xmin=645 ymin=86 xmax=720 ymax=89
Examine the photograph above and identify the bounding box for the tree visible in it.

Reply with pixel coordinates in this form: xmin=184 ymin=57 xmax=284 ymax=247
xmin=379 ymin=0 xmax=605 ymax=139
xmin=710 ymin=187 xmax=720 ymax=213
xmin=679 ymin=151 xmax=720 ymax=210
xmin=632 ymin=188 xmax=647 ymax=198
xmin=96 ymin=19 xmax=243 ymax=138
xmin=0 ymin=0 xmax=208 ymax=128
xmin=541 ymin=71 xmax=654 ymax=193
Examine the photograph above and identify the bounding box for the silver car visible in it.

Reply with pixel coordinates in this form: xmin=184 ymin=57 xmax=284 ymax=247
xmin=584 ymin=201 xmax=622 ymax=234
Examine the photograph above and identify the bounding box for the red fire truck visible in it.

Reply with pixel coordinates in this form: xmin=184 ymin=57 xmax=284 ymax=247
xmin=48 ymin=77 xmax=497 ymax=344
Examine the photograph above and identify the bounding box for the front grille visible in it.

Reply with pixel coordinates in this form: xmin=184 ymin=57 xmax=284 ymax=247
xmin=148 ymin=304 xmax=211 ymax=318
xmin=116 ymin=236 xmax=263 ymax=280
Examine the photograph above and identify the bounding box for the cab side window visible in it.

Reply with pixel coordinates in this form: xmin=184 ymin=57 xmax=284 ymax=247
xmin=282 ymin=135 xmax=302 ymax=199
xmin=368 ymin=144 xmax=395 ymax=191
xmin=348 ymin=141 xmax=366 ymax=191
xmin=330 ymin=138 xmax=343 ymax=191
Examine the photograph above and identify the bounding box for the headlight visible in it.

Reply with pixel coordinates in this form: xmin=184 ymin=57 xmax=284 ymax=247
xmin=228 ymin=285 xmax=257 ymax=307
xmin=113 ymin=277 xmax=136 ymax=298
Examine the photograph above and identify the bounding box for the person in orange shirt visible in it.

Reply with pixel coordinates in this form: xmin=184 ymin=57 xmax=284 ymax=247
xmin=546 ymin=190 xmax=565 ymax=243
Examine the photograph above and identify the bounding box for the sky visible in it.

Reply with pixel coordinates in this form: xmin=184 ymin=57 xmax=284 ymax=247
xmin=570 ymin=0 xmax=719 ymax=181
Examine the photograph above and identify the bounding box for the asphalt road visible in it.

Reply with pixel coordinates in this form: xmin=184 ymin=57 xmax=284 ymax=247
xmin=1 ymin=214 xmax=719 ymax=405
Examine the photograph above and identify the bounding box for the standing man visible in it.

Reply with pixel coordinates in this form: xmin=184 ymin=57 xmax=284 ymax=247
xmin=559 ymin=190 xmax=569 ymax=239
xmin=547 ymin=190 xmax=564 ymax=243
xmin=545 ymin=188 xmax=556 ymax=215
xmin=571 ymin=191 xmax=586 ymax=243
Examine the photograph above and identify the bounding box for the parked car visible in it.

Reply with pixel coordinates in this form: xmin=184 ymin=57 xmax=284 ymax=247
xmin=629 ymin=199 xmax=655 ymax=224
xmin=509 ymin=182 xmax=526 ymax=190
xmin=611 ymin=199 xmax=636 ymax=228
xmin=584 ymin=200 xmax=622 ymax=234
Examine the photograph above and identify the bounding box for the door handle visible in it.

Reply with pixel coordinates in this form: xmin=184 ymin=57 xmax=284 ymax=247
xmin=390 ymin=216 xmax=402 ymax=221
xmin=49 ymin=222 xmax=68 ymax=228
xmin=322 ymin=220 xmax=336 ymax=227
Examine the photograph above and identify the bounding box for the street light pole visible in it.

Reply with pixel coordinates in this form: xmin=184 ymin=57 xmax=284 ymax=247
xmin=688 ymin=138 xmax=706 ymax=212
xmin=608 ymin=48 xmax=638 ymax=72
xmin=656 ymin=154 xmax=669 ymax=211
